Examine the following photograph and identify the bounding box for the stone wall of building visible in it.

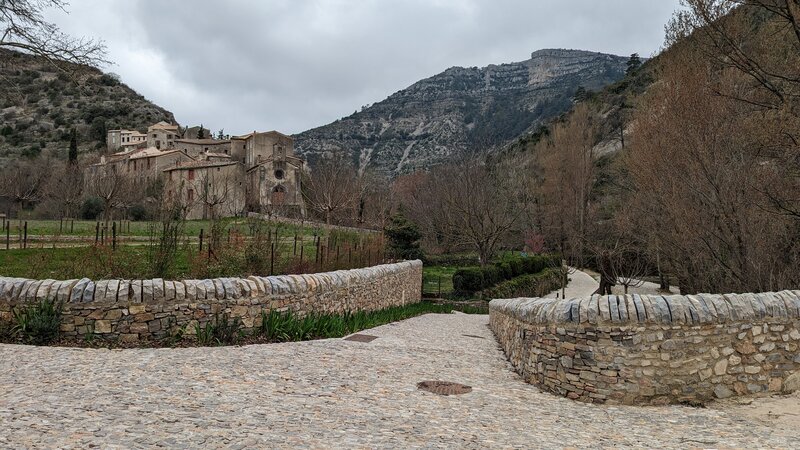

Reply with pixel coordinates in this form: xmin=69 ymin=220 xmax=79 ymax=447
xmin=489 ymin=293 xmax=800 ymax=405
xmin=0 ymin=261 xmax=422 ymax=342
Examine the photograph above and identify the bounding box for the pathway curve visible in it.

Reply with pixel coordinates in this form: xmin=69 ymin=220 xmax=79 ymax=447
xmin=543 ymin=267 xmax=599 ymax=299
xmin=1 ymin=313 xmax=797 ymax=448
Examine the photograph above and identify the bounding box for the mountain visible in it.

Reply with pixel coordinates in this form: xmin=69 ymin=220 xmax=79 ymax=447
xmin=294 ymin=49 xmax=629 ymax=176
xmin=0 ymin=49 xmax=175 ymax=164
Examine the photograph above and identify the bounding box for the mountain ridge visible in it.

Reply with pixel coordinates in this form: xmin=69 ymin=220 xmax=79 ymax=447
xmin=294 ymin=48 xmax=629 ymax=176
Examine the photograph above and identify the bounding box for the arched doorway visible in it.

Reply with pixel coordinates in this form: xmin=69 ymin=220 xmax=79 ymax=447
xmin=272 ymin=184 xmax=286 ymax=205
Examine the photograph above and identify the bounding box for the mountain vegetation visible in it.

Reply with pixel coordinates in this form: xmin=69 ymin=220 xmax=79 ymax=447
xmin=295 ymin=49 xmax=629 ymax=176
xmin=0 ymin=49 xmax=175 ymax=164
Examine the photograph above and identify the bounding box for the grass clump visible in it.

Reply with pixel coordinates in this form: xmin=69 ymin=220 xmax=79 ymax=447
xmin=195 ymin=313 xmax=243 ymax=346
xmin=12 ymin=298 xmax=63 ymax=345
xmin=258 ymin=302 xmax=485 ymax=343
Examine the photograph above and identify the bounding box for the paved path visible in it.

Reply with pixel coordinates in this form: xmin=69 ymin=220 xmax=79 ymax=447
xmin=1 ymin=313 xmax=797 ymax=448
xmin=543 ymin=267 xmax=599 ymax=300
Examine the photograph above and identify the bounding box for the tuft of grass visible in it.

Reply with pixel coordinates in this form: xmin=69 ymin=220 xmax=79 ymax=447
xmin=257 ymin=301 xmax=485 ymax=343
xmin=12 ymin=298 xmax=63 ymax=345
xmin=195 ymin=313 xmax=243 ymax=346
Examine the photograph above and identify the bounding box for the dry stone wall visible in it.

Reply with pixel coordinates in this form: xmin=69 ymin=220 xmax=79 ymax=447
xmin=490 ymin=292 xmax=800 ymax=405
xmin=0 ymin=260 xmax=422 ymax=342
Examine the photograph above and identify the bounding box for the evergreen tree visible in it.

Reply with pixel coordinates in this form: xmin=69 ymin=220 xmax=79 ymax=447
xmin=384 ymin=210 xmax=423 ymax=260
xmin=626 ymin=53 xmax=642 ymax=75
xmin=197 ymin=124 xmax=205 ymax=139
xmin=68 ymin=128 xmax=78 ymax=163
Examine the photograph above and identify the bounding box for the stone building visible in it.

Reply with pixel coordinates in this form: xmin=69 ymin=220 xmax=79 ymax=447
xmin=173 ymin=138 xmax=232 ymax=159
xmin=234 ymin=131 xmax=305 ymax=217
xmin=163 ymin=160 xmax=244 ymax=220
xmin=147 ymin=121 xmax=180 ymax=150
xmin=95 ymin=122 xmax=307 ymax=219
xmin=106 ymin=129 xmax=146 ymax=152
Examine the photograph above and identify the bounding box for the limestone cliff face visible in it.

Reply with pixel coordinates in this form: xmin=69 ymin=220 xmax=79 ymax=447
xmin=295 ymin=49 xmax=628 ymax=176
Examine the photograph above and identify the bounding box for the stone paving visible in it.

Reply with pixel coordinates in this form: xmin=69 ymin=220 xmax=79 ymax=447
xmin=1 ymin=313 xmax=798 ymax=448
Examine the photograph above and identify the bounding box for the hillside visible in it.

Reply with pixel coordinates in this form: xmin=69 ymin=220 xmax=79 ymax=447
xmin=0 ymin=49 xmax=175 ymax=164
xmin=294 ymin=49 xmax=629 ymax=176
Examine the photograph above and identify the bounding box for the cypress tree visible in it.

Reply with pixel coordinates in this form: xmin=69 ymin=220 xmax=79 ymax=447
xmin=68 ymin=128 xmax=78 ymax=164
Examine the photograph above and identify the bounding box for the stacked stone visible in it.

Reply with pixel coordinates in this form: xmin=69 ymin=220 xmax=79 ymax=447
xmin=0 ymin=260 xmax=422 ymax=342
xmin=489 ymin=292 xmax=800 ymax=405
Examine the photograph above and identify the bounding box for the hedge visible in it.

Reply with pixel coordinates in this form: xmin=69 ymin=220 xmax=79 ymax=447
xmin=452 ymin=254 xmax=560 ymax=295
xmin=481 ymin=268 xmax=562 ymax=299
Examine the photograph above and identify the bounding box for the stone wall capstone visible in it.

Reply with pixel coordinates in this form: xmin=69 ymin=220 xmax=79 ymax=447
xmin=490 ymin=292 xmax=800 ymax=405
xmin=0 ymin=260 xmax=422 ymax=342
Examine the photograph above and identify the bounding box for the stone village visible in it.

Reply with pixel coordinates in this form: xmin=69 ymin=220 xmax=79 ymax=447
xmin=88 ymin=121 xmax=306 ymax=220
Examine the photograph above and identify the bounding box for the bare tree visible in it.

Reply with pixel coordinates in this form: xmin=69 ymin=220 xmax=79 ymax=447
xmin=42 ymin=160 xmax=83 ymax=219
xmin=0 ymin=157 xmax=50 ymax=215
xmin=302 ymin=156 xmax=362 ymax=225
xmin=85 ymin=165 xmax=132 ymax=228
xmin=192 ymin=168 xmax=243 ymax=249
xmin=427 ymin=156 xmax=523 ymax=265
xmin=0 ymin=0 xmax=107 ymax=68
xmin=536 ymin=104 xmax=598 ymax=268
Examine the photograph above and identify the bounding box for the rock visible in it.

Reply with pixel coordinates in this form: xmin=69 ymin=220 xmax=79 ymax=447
xmin=714 ymin=385 xmax=734 ymax=399
xmin=784 ymin=372 xmax=800 ymax=393
xmin=729 ymin=355 xmax=742 ymax=366
xmin=94 ymin=320 xmax=112 ymax=334
xmin=714 ymin=359 xmax=728 ymax=376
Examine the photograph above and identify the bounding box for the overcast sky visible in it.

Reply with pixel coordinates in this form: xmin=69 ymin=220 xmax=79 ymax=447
xmin=48 ymin=0 xmax=681 ymax=135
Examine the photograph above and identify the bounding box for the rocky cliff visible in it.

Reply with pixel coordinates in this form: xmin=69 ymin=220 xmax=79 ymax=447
xmin=295 ymin=49 xmax=629 ymax=176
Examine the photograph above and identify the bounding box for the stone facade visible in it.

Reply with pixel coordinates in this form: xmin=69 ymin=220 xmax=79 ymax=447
xmin=164 ymin=160 xmax=245 ymax=220
xmin=0 ymin=261 xmax=422 ymax=342
xmin=490 ymin=293 xmax=800 ymax=405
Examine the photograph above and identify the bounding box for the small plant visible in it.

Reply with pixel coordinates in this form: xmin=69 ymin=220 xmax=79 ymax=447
xmin=195 ymin=313 xmax=243 ymax=346
xmin=12 ymin=298 xmax=63 ymax=345
xmin=83 ymin=322 xmax=96 ymax=344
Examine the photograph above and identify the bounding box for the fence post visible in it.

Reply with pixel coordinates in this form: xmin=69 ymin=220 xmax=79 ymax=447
xmin=315 ymin=236 xmax=320 ymax=264
xmin=270 ymin=242 xmax=275 ymax=275
xmin=5 ymin=226 xmax=9 ymax=250
xmin=199 ymin=229 xmax=204 ymax=252
xmin=23 ymin=221 xmax=27 ymax=249
xmin=299 ymin=242 xmax=304 ymax=265
xmin=293 ymin=234 xmax=297 ymax=255
xmin=336 ymin=246 xmax=340 ymax=266
xmin=70 ymin=219 xmax=74 ymax=233
xmin=112 ymin=222 xmax=117 ymax=250
xmin=95 ymin=222 xmax=99 ymax=245
xmin=100 ymin=227 xmax=104 ymax=246
xmin=59 ymin=217 xmax=63 ymax=233
xmin=438 ymin=276 xmax=442 ymax=298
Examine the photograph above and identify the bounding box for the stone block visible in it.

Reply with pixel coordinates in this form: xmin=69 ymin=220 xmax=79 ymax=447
xmin=94 ymin=320 xmax=112 ymax=334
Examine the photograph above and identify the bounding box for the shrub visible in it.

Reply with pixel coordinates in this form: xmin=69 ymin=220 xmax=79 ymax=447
xmin=451 ymin=254 xmax=561 ymax=294
xmin=195 ymin=313 xmax=242 ymax=346
xmin=12 ymin=298 xmax=63 ymax=345
xmin=80 ymin=197 xmax=104 ymax=220
xmin=482 ymin=269 xmax=562 ymax=299
xmin=453 ymin=267 xmax=484 ymax=294
xmin=128 ymin=204 xmax=149 ymax=221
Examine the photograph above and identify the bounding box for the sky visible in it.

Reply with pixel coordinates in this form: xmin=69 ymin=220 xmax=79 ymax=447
xmin=47 ymin=0 xmax=682 ymax=135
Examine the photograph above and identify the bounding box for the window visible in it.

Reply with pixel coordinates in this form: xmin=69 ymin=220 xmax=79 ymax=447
xmin=188 ymin=169 xmax=194 ymax=180
xmin=274 ymin=169 xmax=284 ymax=180
xmin=187 ymin=189 xmax=194 ymax=202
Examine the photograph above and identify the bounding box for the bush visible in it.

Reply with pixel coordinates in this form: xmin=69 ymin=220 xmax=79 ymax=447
xmin=12 ymin=298 xmax=63 ymax=345
xmin=452 ymin=267 xmax=484 ymax=294
xmin=128 ymin=204 xmax=149 ymax=221
xmin=482 ymin=269 xmax=562 ymax=299
xmin=452 ymin=254 xmax=561 ymax=294
xmin=80 ymin=197 xmax=104 ymax=220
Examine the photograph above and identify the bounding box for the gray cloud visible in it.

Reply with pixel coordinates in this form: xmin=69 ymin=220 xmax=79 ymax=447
xmin=48 ymin=0 xmax=680 ymax=135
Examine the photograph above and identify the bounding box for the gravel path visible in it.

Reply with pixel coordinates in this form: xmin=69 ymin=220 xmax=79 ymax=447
xmin=543 ymin=267 xmax=599 ymax=299
xmin=1 ymin=313 xmax=797 ymax=448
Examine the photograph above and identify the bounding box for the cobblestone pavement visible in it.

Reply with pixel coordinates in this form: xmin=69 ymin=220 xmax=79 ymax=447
xmin=1 ymin=313 xmax=798 ymax=448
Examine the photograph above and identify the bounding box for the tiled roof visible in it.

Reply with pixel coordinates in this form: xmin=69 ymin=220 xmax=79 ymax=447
xmin=128 ymin=147 xmax=182 ymax=159
xmin=175 ymin=139 xmax=230 ymax=145
xmin=163 ymin=161 xmax=239 ymax=172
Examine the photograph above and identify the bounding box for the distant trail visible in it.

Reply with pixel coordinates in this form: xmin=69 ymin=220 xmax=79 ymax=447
xmin=542 ymin=268 xmax=598 ymax=300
